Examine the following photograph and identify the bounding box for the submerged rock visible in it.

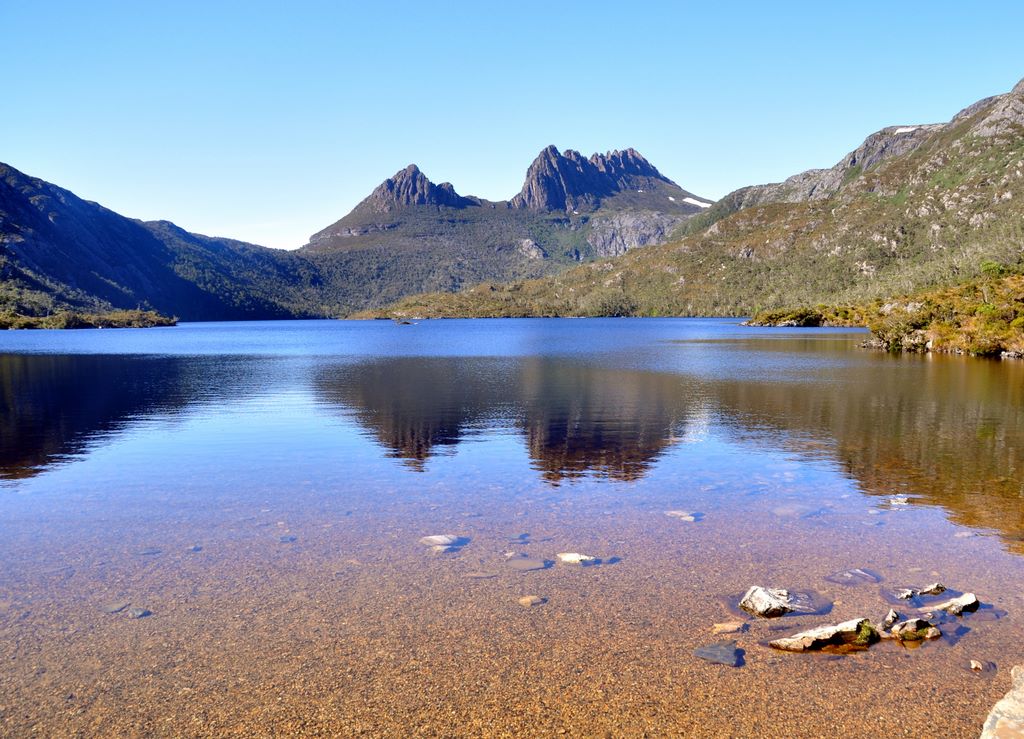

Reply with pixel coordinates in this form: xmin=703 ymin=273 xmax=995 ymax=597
xmin=665 ymin=510 xmax=702 ymax=522
xmin=279 ymin=535 xmax=297 ymax=543
xmin=419 ymin=534 xmax=468 ymax=547
xmin=712 ymin=621 xmax=749 ymax=636
xmin=889 ymin=618 xmax=942 ymax=642
xmin=825 ymin=568 xmax=883 ymax=586
xmin=982 ymin=665 xmax=1024 ymax=737
xmin=556 ymin=552 xmax=598 ymax=565
xmin=419 ymin=534 xmax=469 ymax=554
xmin=507 ymin=557 xmax=550 ymax=572
xmin=930 ymin=592 xmax=980 ymax=616
xmin=101 ymin=600 xmax=131 ymax=614
xmin=694 ymin=640 xmax=744 ymax=667
xmin=518 ymin=595 xmax=546 ymax=608
xmin=127 ymin=607 xmax=152 ymax=619
xmin=770 ymin=619 xmax=879 ymax=652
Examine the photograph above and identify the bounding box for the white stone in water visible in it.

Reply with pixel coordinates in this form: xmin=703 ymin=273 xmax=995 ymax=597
xmin=982 ymin=665 xmax=1024 ymax=737
xmin=769 ymin=618 xmax=876 ymax=652
xmin=518 ymin=595 xmax=545 ymax=608
xmin=739 ymin=586 xmax=794 ymax=618
xmin=665 ymin=510 xmax=697 ymax=522
xmin=889 ymin=495 xmax=910 ymax=506
xmin=920 ymin=582 xmax=946 ymax=595
xmin=882 ymin=608 xmax=900 ymax=630
xmin=930 ymin=592 xmax=980 ymax=616
xmin=556 ymin=552 xmax=597 ymax=565
xmin=896 ymin=588 xmax=918 ymax=600
xmin=419 ymin=535 xmax=461 ymax=547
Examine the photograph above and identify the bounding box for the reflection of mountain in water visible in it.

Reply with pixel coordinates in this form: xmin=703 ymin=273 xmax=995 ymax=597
xmin=316 ymin=357 xmax=694 ymax=482
xmin=0 ymin=354 xmax=263 ymax=481
xmin=318 ymin=357 xmax=509 ymax=470
xmin=709 ymin=350 xmax=1024 ymax=548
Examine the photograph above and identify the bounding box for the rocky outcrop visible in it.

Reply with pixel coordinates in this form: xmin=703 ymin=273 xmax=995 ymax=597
xmin=510 ymin=146 xmax=677 ymax=212
xmin=361 ymin=165 xmax=473 ymax=213
xmin=517 ymin=239 xmax=547 ymax=260
xmin=586 ymin=211 xmax=685 ymax=256
xmin=971 ymin=77 xmax=1024 ymax=138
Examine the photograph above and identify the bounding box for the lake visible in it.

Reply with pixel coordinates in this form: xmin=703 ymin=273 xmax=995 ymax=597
xmin=1 ymin=318 xmax=1023 ymax=736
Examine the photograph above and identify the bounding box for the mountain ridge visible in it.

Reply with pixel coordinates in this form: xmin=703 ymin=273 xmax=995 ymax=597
xmin=2 ymin=145 xmax=709 ymax=319
xmin=365 ymin=77 xmax=1024 ymax=320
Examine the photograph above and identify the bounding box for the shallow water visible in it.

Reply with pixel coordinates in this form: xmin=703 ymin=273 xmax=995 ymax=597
xmin=1 ymin=318 xmax=1022 ymax=736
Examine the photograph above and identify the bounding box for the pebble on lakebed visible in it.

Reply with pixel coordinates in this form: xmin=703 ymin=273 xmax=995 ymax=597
xmin=664 ymin=510 xmax=702 ymax=522
xmin=418 ymin=534 xmax=470 ymax=553
xmin=694 ymin=641 xmax=744 ymax=667
xmin=127 ymin=608 xmax=152 ymax=619
xmin=518 ymin=595 xmax=546 ymax=608
xmin=506 ymin=557 xmax=550 ymax=572
xmin=555 ymin=552 xmax=598 ymax=565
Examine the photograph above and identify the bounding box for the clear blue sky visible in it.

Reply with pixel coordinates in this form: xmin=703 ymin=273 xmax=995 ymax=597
xmin=4 ymin=1 xmax=1022 ymax=249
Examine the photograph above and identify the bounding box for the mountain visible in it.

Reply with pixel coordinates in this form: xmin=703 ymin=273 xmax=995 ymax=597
xmin=1 ymin=147 xmax=709 ymax=319
xmin=0 ymin=164 xmax=327 ymax=320
xmin=368 ymin=77 xmax=1024 ymax=319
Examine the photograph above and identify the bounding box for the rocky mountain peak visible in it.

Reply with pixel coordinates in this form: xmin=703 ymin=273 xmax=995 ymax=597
xmin=363 ymin=164 xmax=471 ymax=213
xmin=510 ymin=145 xmax=677 ymax=212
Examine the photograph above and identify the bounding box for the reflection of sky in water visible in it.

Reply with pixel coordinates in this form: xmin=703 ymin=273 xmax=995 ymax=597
xmin=1 ymin=318 xmax=1022 ymax=545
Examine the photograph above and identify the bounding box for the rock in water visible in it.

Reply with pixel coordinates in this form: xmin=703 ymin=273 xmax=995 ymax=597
xmin=920 ymin=582 xmax=946 ymax=595
xmin=127 ymin=608 xmax=152 ymax=619
xmin=556 ymin=552 xmax=598 ymax=565
xmin=507 ymin=558 xmax=550 ymax=572
xmin=890 ymin=618 xmax=942 ymax=642
xmin=712 ymin=621 xmax=749 ymax=636
xmin=419 ymin=534 xmax=465 ymax=547
xmin=665 ymin=510 xmax=701 ymax=522
xmin=694 ymin=641 xmax=744 ymax=667
xmin=739 ymin=586 xmax=794 ymax=618
xmin=881 ymin=608 xmax=900 ymax=630
xmin=101 ymin=600 xmax=131 ymax=614
xmin=930 ymin=592 xmax=981 ymax=616
xmin=518 ymin=595 xmax=546 ymax=608
xmin=824 ymin=568 xmax=883 ymax=586
xmin=982 ymin=665 xmax=1024 ymax=737
xmin=770 ymin=619 xmax=879 ymax=652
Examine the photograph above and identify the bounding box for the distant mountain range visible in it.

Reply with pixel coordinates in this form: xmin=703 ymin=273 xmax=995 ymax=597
xmin=0 ymin=147 xmax=710 ymax=320
xmin=4 ymin=77 xmax=1023 ymax=323
xmin=372 ymin=77 xmax=1024 ymax=318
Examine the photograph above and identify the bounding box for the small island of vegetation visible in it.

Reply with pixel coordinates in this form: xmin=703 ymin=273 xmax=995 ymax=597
xmin=0 ymin=309 xmax=177 ymax=330
xmin=749 ymin=263 xmax=1024 ymax=358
